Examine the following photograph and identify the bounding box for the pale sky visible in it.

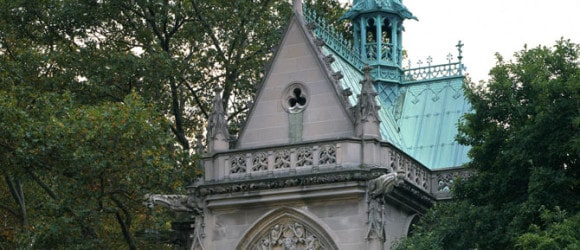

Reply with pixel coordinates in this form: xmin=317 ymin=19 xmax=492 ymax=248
xmin=401 ymin=0 xmax=580 ymax=83
xmin=337 ymin=0 xmax=580 ymax=83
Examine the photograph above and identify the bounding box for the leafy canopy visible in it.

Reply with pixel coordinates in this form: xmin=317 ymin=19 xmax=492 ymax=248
xmin=0 ymin=0 xmax=347 ymax=248
xmin=395 ymin=39 xmax=580 ymax=249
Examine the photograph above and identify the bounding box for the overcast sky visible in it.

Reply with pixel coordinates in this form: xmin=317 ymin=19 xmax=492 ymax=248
xmin=337 ymin=0 xmax=580 ymax=82
xmin=399 ymin=0 xmax=580 ymax=83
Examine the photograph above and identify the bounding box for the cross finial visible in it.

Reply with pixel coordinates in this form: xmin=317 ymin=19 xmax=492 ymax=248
xmin=456 ymin=40 xmax=464 ymax=61
xmin=446 ymin=53 xmax=453 ymax=63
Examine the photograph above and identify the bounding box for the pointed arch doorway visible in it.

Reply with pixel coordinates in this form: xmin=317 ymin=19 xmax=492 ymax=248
xmin=236 ymin=207 xmax=339 ymax=250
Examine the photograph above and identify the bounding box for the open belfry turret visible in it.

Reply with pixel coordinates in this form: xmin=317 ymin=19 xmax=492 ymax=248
xmin=150 ymin=1 xmax=474 ymax=249
xmin=342 ymin=0 xmax=416 ymax=84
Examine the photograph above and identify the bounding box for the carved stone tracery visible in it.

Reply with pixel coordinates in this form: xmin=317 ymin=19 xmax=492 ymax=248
xmin=252 ymin=152 xmax=269 ymax=172
xmin=238 ymin=208 xmax=338 ymax=250
xmin=296 ymin=147 xmax=313 ymax=167
xmin=231 ymin=154 xmax=247 ymax=174
xmin=274 ymin=150 xmax=291 ymax=169
xmin=254 ymin=221 xmax=322 ymax=250
xmin=318 ymin=145 xmax=336 ymax=165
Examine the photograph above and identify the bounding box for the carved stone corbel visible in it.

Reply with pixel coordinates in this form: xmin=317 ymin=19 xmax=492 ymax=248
xmin=145 ymin=184 xmax=207 ymax=250
xmin=365 ymin=172 xmax=404 ymax=242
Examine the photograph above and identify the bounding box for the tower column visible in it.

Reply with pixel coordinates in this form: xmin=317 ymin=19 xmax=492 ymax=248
xmin=391 ymin=19 xmax=398 ymax=63
xmin=375 ymin=16 xmax=382 ymax=62
xmin=360 ymin=18 xmax=367 ymax=60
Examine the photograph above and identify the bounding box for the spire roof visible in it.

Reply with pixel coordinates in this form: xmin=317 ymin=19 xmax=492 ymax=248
xmin=340 ymin=0 xmax=417 ymax=20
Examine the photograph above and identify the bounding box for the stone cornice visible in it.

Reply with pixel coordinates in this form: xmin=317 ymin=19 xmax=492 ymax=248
xmin=195 ymin=167 xmax=387 ymax=196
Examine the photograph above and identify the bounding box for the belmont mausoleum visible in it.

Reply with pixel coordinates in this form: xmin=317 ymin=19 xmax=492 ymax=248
xmin=147 ymin=0 xmax=472 ymax=249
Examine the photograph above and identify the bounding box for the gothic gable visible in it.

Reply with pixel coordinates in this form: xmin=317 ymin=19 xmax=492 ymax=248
xmin=236 ymin=14 xmax=354 ymax=149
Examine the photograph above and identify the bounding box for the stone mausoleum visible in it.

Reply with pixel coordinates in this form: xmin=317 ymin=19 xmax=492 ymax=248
xmin=147 ymin=0 xmax=473 ymax=249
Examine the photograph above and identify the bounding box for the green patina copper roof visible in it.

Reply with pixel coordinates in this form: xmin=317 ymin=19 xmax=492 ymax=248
xmin=304 ymin=5 xmax=470 ymax=169
xmin=340 ymin=0 xmax=417 ymax=20
xmin=324 ymin=46 xmax=470 ymax=168
xmin=322 ymin=47 xmax=406 ymax=148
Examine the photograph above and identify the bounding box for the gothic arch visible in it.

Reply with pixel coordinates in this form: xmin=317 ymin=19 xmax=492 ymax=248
xmin=405 ymin=214 xmax=421 ymax=237
xmin=236 ymin=207 xmax=339 ymax=250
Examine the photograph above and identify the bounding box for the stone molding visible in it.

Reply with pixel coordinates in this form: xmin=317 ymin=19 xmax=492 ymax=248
xmin=198 ymin=168 xmax=386 ymax=197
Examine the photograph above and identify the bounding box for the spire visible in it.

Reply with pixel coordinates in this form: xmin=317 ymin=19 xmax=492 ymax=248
xmin=206 ymin=86 xmax=230 ymax=153
xmin=293 ymin=0 xmax=303 ymax=16
xmin=355 ymin=65 xmax=381 ymax=139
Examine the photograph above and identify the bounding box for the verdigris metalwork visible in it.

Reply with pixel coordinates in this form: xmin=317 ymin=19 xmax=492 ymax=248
xmin=340 ymin=0 xmax=418 ymax=21
xmin=304 ymin=4 xmax=470 ymax=169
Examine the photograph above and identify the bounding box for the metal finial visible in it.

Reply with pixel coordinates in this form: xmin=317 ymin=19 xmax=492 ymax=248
xmin=456 ymin=40 xmax=464 ymax=61
xmin=446 ymin=53 xmax=453 ymax=63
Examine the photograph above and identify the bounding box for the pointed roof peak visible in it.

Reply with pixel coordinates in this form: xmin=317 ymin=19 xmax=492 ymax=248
xmin=340 ymin=0 xmax=417 ymax=21
xmin=293 ymin=0 xmax=303 ymax=16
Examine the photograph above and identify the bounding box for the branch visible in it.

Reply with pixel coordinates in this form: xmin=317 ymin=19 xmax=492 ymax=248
xmin=191 ymin=0 xmax=227 ymax=62
xmin=27 ymin=170 xmax=58 ymax=200
xmin=183 ymin=82 xmax=209 ymax=119
xmin=111 ymin=195 xmax=137 ymax=250
xmin=0 ymin=204 xmax=19 ymax=218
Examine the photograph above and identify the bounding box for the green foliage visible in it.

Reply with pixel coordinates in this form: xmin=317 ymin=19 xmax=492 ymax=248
xmin=516 ymin=207 xmax=580 ymax=250
xmin=0 ymin=0 xmax=294 ymax=149
xmin=396 ymin=39 xmax=580 ymax=249
xmin=0 ymin=88 xmax=194 ymax=248
xmin=0 ymin=0 xmax=347 ymax=248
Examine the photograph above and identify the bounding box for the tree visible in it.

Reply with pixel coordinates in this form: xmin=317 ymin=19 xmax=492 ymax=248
xmin=0 ymin=0 xmax=294 ymax=149
xmin=0 ymin=0 xmax=347 ymax=248
xmin=0 ymin=88 xmax=194 ymax=248
xmin=395 ymin=39 xmax=579 ymax=249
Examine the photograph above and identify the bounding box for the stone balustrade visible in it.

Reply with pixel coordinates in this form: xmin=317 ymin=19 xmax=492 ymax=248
xmin=202 ymin=139 xmax=470 ymax=198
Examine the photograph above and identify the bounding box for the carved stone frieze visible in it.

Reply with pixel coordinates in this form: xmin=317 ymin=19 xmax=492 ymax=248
xmin=253 ymin=220 xmax=323 ymax=250
xmin=198 ymin=169 xmax=387 ymax=196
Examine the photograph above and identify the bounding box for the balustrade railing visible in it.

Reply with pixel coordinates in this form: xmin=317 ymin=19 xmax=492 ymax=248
xmin=404 ymin=62 xmax=463 ymax=82
xmin=225 ymin=143 xmax=338 ymax=176
xmin=303 ymin=6 xmax=465 ymax=84
xmin=303 ymin=7 xmax=364 ymax=70
xmin=205 ymin=140 xmax=451 ymax=194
